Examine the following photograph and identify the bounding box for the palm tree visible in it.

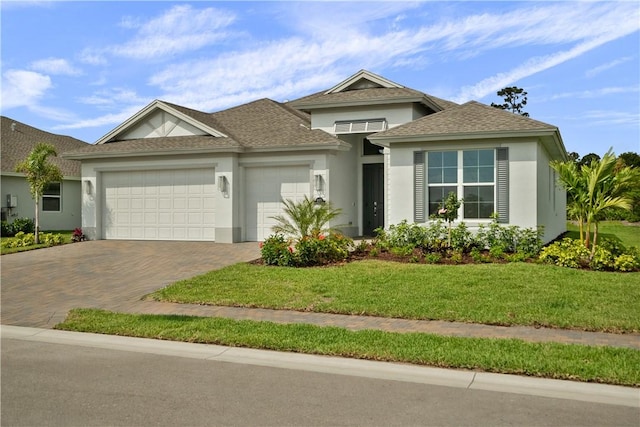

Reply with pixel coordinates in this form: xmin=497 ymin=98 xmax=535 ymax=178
xmin=550 ymin=160 xmax=588 ymax=242
xmin=552 ymin=149 xmax=639 ymax=256
xmin=15 ymin=143 xmax=63 ymax=244
xmin=271 ymin=196 xmax=343 ymax=240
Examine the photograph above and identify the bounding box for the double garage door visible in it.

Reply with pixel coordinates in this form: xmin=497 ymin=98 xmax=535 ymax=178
xmin=101 ymin=165 xmax=310 ymax=242
xmin=102 ymin=169 xmax=216 ymax=241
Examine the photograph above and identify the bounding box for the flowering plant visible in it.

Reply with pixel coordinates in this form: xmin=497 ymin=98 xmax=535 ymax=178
xmin=71 ymin=227 xmax=86 ymax=242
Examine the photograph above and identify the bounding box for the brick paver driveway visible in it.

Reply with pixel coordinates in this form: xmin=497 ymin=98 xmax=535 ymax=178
xmin=1 ymin=241 xmax=260 ymax=328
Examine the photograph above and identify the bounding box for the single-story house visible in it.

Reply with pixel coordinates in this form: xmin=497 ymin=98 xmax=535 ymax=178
xmin=62 ymin=70 xmax=567 ymax=243
xmin=1 ymin=116 xmax=88 ymax=230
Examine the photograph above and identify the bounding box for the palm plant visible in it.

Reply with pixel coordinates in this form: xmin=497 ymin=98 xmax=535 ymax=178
xmin=271 ymin=196 xmax=343 ymax=240
xmin=552 ymin=149 xmax=639 ymax=256
xmin=15 ymin=143 xmax=63 ymax=244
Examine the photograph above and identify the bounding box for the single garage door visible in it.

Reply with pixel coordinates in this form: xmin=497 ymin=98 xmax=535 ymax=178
xmin=245 ymin=166 xmax=310 ymax=241
xmin=102 ymin=168 xmax=216 ymax=241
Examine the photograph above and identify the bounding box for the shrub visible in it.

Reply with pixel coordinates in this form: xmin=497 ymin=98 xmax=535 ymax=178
xmin=260 ymin=234 xmax=295 ymax=266
xmin=8 ymin=217 xmax=35 ymax=235
xmin=41 ymin=233 xmax=65 ymax=246
xmin=450 ymin=222 xmax=474 ymax=252
xmin=539 ymin=238 xmax=591 ymax=269
xmin=614 ymin=254 xmax=640 ymax=272
xmin=589 ymin=245 xmax=616 ymax=271
xmin=384 ymin=220 xmax=428 ymax=250
xmin=295 ymin=233 xmax=352 ymax=267
xmin=1 ymin=220 xmax=13 ymax=237
xmin=424 ymin=252 xmax=441 ymax=264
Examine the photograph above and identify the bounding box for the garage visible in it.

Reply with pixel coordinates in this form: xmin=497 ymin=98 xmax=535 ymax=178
xmin=244 ymin=166 xmax=311 ymax=241
xmin=102 ymin=168 xmax=216 ymax=241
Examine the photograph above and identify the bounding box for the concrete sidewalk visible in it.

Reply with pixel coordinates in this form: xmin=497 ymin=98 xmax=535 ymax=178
xmin=3 ymin=325 xmax=638 ymax=409
xmin=115 ymin=300 xmax=640 ymax=349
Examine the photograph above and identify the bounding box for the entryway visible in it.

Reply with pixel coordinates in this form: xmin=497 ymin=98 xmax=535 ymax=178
xmin=362 ymin=163 xmax=384 ymax=236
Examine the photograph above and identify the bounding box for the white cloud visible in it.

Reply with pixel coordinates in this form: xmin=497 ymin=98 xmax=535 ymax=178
xmin=1 ymin=69 xmax=52 ymax=109
xmin=52 ymin=104 xmax=148 ymax=133
xmin=581 ymin=110 xmax=639 ymax=126
xmin=79 ymin=48 xmax=108 ymax=66
xmin=78 ymin=88 xmax=146 ymax=108
xmin=107 ymin=4 xmax=237 ymax=59
xmin=548 ymin=86 xmax=640 ymax=101
xmin=30 ymin=57 xmax=82 ymax=76
xmin=585 ymin=56 xmax=635 ymax=78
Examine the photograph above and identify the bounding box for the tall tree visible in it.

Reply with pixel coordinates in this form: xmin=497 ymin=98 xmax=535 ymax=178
xmin=577 ymin=153 xmax=601 ymax=168
xmin=15 ymin=143 xmax=63 ymax=244
xmin=490 ymin=86 xmax=529 ymax=117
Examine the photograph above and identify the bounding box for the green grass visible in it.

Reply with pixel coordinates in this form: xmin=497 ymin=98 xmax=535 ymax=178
xmin=151 ymin=260 xmax=640 ymax=333
xmin=566 ymin=221 xmax=640 ymax=248
xmin=55 ymin=308 xmax=640 ymax=387
xmin=1 ymin=230 xmax=73 ymax=255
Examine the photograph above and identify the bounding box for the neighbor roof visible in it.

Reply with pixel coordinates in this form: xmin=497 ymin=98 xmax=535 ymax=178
xmin=1 ymin=116 xmax=88 ymax=177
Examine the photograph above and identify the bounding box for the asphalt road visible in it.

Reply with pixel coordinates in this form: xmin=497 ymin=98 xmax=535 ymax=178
xmin=2 ymin=333 xmax=638 ymax=427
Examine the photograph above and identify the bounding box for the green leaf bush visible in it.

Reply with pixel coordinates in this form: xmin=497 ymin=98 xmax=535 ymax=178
xmin=539 ymin=237 xmax=640 ymax=272
xmin=1 ymin=231 xmax=65 ymax=249
xmin=260 ymin=232 xmax=352 ymax=267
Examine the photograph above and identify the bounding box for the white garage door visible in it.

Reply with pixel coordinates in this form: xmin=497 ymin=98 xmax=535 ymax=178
xmin=102 ymin=169 xmax=216 ymax=241
xmin=245 ymin=166 xmax=310 ymax=241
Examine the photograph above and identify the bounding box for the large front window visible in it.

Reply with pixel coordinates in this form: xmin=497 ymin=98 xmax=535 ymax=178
xmin=427 ymin=150 xmax=495 ymax=219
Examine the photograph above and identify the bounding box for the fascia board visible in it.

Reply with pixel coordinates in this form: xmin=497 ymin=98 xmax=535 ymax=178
xmin=61 ymin=146 xmax=245 ymax=160
xmin=1 ymin=171 xmax=80 ymax=180
xmin=293 ymin=96 xmax=424 ymax=111
xmin=368 ymin=129 xmax=560 ymax=144
xmin=244 ymin=142 xmax=352 ymax=153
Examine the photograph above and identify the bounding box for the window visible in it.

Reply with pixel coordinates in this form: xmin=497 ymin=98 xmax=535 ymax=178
xmin=334 ymin=119 xmax=387 ymax=134
xmin=43 ymin=182 xmax=61 ymax=212
xmin=424 ymin=150 xmax=495 ymax=219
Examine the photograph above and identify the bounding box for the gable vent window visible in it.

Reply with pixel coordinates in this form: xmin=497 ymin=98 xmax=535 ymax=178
xmin=334 ymin=119 xmax=387 ymax=134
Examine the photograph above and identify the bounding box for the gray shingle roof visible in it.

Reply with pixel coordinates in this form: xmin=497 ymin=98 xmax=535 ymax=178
xmin=209 ymin=98 xmax=343 ymax=148
xmin=288 ymin=87 xmax=457 ymax=111
xmin=63 ymin=99 xmax=346 ymax=159
xmin=371 ymin=101 xmax=558 ymax=139
xmin=1 ymin=116 xmax=88 ymax=177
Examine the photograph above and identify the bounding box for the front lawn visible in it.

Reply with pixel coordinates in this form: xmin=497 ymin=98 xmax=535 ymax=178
xmin=151 ymin=260 xmax=640 ymax=333
xmin=566 ymin=221 xmax=640 ymax=248
xmin=55 ymin=308 xmax=640 ymax=386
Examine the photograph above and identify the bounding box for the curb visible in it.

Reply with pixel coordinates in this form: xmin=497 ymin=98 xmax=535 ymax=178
xmin=2 ymin=325 xmax=638 ymax=408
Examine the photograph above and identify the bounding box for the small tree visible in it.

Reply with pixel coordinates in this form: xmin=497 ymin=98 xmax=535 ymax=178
xmin=431 ymin=191 xmax=461 ymax=247
xmin=271 ymin=195 xmax=343 ymax=241
xmin=15 ymin=143 xmax=62 ymax=244
xmin=491 ymin=86 xmax=529 ymax=117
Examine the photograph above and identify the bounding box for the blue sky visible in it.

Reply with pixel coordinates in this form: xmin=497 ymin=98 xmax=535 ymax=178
xmin=1 ymin=1 xmax=639 ymax=156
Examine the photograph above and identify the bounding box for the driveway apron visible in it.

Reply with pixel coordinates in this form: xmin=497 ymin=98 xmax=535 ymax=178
xmin=1 ymin=241 xmax=260 ymax=328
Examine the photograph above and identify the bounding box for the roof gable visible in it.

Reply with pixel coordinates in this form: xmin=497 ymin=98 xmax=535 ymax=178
xmin=96 ymin=100 xmax=227 ymax=144
xmin=1 ymin=116 xmax=88 ymax=177
xmin=325 ymin=69 xmax=403 ymax=94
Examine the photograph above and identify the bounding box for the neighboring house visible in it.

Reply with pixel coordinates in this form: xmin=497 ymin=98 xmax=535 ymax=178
xmin=62 ymin=70 xmax=567 ymax=243
xmin=1 ymin=116 xmax=88 ymax=230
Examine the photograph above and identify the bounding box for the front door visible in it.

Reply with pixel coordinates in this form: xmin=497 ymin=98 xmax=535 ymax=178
xmin=363 ymin=163 xmax=384 ymax=236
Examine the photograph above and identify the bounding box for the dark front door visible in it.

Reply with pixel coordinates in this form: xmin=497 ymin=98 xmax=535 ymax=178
xmin=363 ymin=163 xmax=384 ymax=236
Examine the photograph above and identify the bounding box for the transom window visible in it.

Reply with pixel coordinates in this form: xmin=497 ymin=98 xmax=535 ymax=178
xmin=427 ymin=150 xmax=495 ymax=219
xmin=43 ymin=182 xmax=61 ymax=212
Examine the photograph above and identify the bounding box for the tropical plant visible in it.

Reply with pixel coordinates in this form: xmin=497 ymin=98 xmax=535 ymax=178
xmin=551 ymin=149 xmax=640 ymax=257
xmin=271 ymin=196 xmax=343 ymax=241
xmin=15 ymin=143 xmax=63 ymax=244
